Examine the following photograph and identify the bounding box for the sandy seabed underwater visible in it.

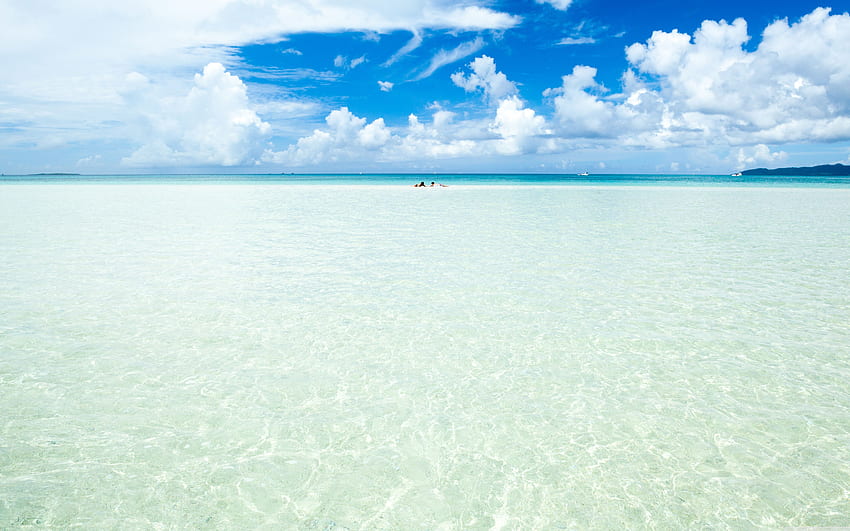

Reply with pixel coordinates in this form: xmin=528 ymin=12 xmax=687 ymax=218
xmin=1 ymin=179 xmax=849 ymax=529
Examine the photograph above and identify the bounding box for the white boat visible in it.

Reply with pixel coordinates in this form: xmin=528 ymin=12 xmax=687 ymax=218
xmin=577 ymin=171 xmax=589 ymax=176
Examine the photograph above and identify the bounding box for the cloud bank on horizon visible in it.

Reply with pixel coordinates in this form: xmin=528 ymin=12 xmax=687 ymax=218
xmin=1 ymin=0 xmax=849 ymax=173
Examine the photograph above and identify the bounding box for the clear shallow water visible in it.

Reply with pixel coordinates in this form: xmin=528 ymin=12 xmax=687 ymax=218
xmin=1 ymin=179 xmax=849 ymax=529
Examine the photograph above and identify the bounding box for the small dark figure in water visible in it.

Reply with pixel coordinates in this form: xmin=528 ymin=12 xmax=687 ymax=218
xmin=429 ymin=181 xmax=448 ymax=187
xmin=413 ymin=181 xmax=426 ymax=187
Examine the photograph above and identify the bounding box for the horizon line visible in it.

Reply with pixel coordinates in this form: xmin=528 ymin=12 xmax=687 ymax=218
xmin=5 ymin=171 xmax=746 ymax=177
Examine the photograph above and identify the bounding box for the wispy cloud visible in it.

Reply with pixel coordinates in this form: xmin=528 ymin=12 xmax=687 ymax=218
xmin=383 ymin=30 xmax=423 ymax=67
xmin=535 ymin=0 xmax=572 ymax=10
xmin=413 ymin=37 xmax=486 ymax=81
xmin=0 ymin=1 xmax=517 ymax=122
xmin=240 ymin=67 xmax=340 ymax=82
xmin=281 ymin=48 xmax=303 ymax=55
xmin=557 ymin=37 xmax=596 ymax=45
xmin=429 ymin=6 xmax=520 ymax=30
xmin=378 ymin=81 xmax=394 ymax=92
xmin=335 ymin=55 xmax=367 ymax=69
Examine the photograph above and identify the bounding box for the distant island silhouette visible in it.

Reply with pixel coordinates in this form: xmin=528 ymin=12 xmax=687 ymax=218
xmin=741 ymin=163 xmax=850 ymax=176
xmin=26 ymin=172 xmax=82 ymax=176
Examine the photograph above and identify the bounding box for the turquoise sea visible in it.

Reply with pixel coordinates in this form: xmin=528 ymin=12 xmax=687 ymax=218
xmin=1 ymin=174 xmax=849 ymax=528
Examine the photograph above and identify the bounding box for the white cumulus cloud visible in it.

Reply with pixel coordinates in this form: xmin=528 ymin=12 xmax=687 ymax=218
xmin=263 ymin=7 xmax=850 ymax=170
xmin=451 ymin=55 xmax=518 ymax=103
xmin=546 ymin=65 xmax=653 ymax=139
xmin=13 ymin=1 xmax=849 ymax=173
xmin=359 ymin=118 xmax=392 ymax=148
xmin=122 ymin=63 xmax=270 ymax=167
xmin=536 ymin=7 xmax=850 ymax=157
xmin=266 ymin=107 xmax=392 ymax=165
xmin=270 ymin=55 xmax=555 ymax=167
xmin=391 ymin=110 xmax=482 ymax=160
xmin=490 ymin=96 xmax=551 ymax=155
xmin=621 ymin=8 xmax=850 ymax=145
xmin=176 ymin=8 xmax=850 ymax=171
xmin=0 ymin=0 xmax=519 ymax=166
xmin=735 ymin=144 xmax=788 ymax=169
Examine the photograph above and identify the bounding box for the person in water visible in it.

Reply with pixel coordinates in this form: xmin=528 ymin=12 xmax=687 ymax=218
xmin=429 ymin=181 xmax=448 ymax=187
xmin=413 ymin=181 xmax=426 ymax=187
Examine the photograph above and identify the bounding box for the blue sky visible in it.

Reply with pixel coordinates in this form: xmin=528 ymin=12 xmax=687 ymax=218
xmin=1 ymin=0 xmax=849 ymax=174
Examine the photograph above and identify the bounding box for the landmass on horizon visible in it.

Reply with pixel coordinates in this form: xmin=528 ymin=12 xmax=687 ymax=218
xmin=741 ymin=163 xmax=850 ymax=176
